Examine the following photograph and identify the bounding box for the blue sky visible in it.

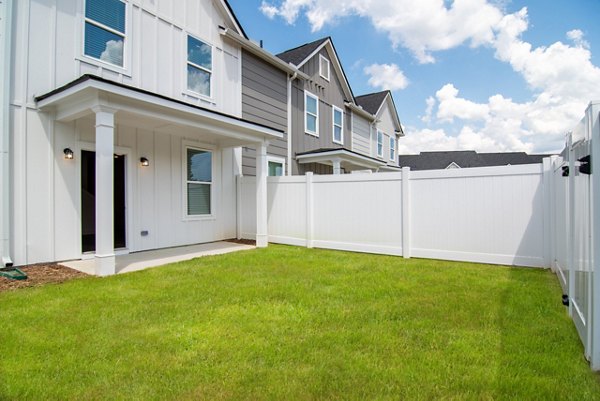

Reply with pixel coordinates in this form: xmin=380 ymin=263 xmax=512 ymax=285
xmin=228 ymin=0 xmax=600 ymax=154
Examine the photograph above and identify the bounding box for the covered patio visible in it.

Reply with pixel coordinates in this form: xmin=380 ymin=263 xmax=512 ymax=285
xmin=35 ymin=75 xmax=279 ymax=276
xmin=60 ymin=241 xmax=254 ymax=275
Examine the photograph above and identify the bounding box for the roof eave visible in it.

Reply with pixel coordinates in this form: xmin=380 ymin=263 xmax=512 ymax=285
xmin=220 ymin=28 xmax=309 ymax=79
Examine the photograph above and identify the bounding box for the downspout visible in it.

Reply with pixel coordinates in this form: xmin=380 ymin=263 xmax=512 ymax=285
xmin=0 ymin=0 xmax=13 ymax=267
xmin=286 ymin=72 xmax=297 ymax=176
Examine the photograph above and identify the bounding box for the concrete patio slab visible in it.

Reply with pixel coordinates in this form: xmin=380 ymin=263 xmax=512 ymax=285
xmin=60 ymin=241 xmax=255 ymax=275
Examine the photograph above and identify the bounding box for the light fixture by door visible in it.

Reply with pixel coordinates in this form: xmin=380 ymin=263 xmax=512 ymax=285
xmin=140 ymin=157 xmax=149 ymax=167
xmin=63 ymin=148 xmax=74 ymax=160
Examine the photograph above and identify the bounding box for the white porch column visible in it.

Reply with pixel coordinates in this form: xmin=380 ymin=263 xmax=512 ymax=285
xmin=255 ymin=141 xmax=268 ymax=247
xmin=93 ymin=106 xmax=117 ymax=276
xmin=332 ymin=158 xmax=342 ymax=175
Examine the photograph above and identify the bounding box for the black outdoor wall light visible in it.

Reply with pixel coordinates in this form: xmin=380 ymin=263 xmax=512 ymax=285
xmin=140 ymin=157 xmax=150 ymax=167
xmin=63 ymin=148 xmax=74 ymax=160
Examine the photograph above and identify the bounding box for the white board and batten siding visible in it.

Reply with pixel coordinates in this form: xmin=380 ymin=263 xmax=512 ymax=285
xmin=240 ymin=164 xmax=548 ymax=267
xmin=9 ymin=0 xmax=244 ymax=265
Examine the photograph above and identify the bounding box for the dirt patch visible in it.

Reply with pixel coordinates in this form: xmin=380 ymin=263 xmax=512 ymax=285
xmin=0 ymin=264 xmax=88 ymax=292
xmin=225 ymin=238 xmax=257 ymax=246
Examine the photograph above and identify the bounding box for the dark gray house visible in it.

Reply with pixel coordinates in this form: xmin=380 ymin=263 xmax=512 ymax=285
xmin=277 ymin=37 xmax=404 ymax=175
xmin=398 ymin=151 xmax=552 ymax=171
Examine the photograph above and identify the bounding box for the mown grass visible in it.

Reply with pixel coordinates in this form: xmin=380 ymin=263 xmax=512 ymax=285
xmin=1 ymin=245 xmax=599 ymax=400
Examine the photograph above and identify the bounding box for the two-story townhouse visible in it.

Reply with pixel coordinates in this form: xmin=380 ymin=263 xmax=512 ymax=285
xmin=274 ymin=37 xmax=403 ymax=175
xmin=0 ymin=0 xmax=283 ymax=275
xmin=354 ymin=90 xmax=404 ymax=170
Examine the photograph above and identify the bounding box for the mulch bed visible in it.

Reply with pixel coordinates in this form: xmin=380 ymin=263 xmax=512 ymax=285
xmin=0 ymin=264 xmax=88 ymax=292
xmin=225 ymin=238 xmax=257 ymax=246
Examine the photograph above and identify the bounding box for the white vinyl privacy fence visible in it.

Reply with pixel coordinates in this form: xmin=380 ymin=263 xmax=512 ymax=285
xmin=549 ymin=101 xmax=600 ymax=370
xmin=239 ymin=163 xmax=549 ymax=268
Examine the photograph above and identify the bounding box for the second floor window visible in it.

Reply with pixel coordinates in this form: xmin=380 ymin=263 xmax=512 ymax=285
xmin=84 ymin=0 xmax=126 ymax=67
xmin=305 ymin=91 xmax=319 ymax=136
xmin=377 ymin=131 xmax=384 ymax=158
xmin=187 ymin=35 xmax=213 ymax=97
xmin=390 ymin=137 xmax=395 ymax=161
xmin=332 ymin=106 xmax=343 ymax=144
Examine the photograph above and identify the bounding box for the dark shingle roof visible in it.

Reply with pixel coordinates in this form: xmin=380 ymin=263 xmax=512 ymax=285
xmin=355 ymin=91 xmax=389 ymax=115
xmin=276 ymin=37 xmax=330 ymax=66
xmin=398 ymin=151 xmax=552 ymax=171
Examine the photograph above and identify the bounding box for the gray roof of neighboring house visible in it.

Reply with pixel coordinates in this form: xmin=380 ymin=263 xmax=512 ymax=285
xmin=276 ymin=37 xmax=330 ymax=66
xmin=398 ymin=151 xmax=553 ymax=171
xmin=355 ymin=91 xmax=389 ymax=115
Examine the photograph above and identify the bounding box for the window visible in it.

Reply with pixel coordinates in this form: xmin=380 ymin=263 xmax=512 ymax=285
xmin=267 ymin=157 xmax=286 ymax=176
xmin=187 ymin=35 xmax=213 ymax=97
xmin=84 ymin=0 xmax=126 ymax=67
xmin=332 ymin=106 xmax=343 ymax=144
xmin=305 ymin=91 xmax=319 ymax=136
xmin=319 ymin=54 xmax=330 ymax=81
xmin=186 ymin=148 xmax=212 ymax=216
xmin=377 ymin=131 xmax=384 ymax=158
xmin=389 ymin=136 xmax=395 ymax=161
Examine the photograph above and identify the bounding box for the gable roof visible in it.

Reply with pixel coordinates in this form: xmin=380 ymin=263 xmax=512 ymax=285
xmin=355 ymin=91 xmax=389 ymax=115
xmin=276 ymin=37 xmax=330 ymax=66
xmin=398 ymin=151 xmax=552 ymax=171
xmin=276 ymin=37 xmax=354 ymax=101
xmin=356 ymin=90 xmax=403 ymax=135
xmin=219 ymin=0 xmax=248 ymax=39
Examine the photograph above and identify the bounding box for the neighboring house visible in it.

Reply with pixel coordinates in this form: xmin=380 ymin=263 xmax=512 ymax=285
xmin=276 ymin=37 xmax=404 ymax=175
xmin=398 ymin=151 xmax=552 ymax=171
xmin=0 ymin=0 xmax=289 ymax=274
xmin=354 ymin=90 xmax=404 ymax=171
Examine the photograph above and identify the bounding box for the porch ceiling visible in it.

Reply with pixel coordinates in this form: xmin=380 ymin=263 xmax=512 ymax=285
xmin=35 ymin=74 xmax=283 ymax=148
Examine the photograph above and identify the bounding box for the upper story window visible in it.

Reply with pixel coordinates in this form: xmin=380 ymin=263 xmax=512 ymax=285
xmin=186 ymin=147 xmax=212 ymax=216
xmin=332 ymin=106 xmax=343 ymax=144
xmin=84 ymin=0 xmax=126 ymax=67
xmin=319 ymin=55 xmax=330 ymax=81
xmin=389 ymin=136 xmax=395 ymax=161
xmin=377 ymin=131 xmax=384 ymax=158
xmin=305 ymin=91 xmax=319 ymax=136
xmin=187 ymin=35 xmax=213 ymax=98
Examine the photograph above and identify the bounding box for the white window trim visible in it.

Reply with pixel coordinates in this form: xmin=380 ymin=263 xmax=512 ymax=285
xmin=332 ymin=106 xmax=344 ymax=145
xmin=80 ymin=0 xmax=132 ymax=76
xmin=267 ymin=155 xmax=286 ymax=176
xmin=377 ymin=130 xmax=384 ymax=158
xmin=389 ymin=136 xmax=395 ymax=161
xmin=184 ymin=33 xmax=214 ymax=101
xmin=182 ymin=142 xmax=216 ymax=221
xmin=319 ymin=54 xmax=330 ymax=81
xmin=305 ymin=90 xmax=319 ymax=137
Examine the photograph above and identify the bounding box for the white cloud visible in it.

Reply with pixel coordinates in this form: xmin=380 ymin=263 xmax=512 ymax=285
xmin=100 ymin=40 xmax=123 ymax=66
xmin=260 ymin=0 xmax=504 ymax=63
xmin=421 ymin=96 xmax=436 ymax=123
xmin=435 ymin=84 xmax=489 ymax=122
xmin=364 ymin=63 xmax=409 ymax=91
xmin=567 ymin=29 xmax=589 ymax=49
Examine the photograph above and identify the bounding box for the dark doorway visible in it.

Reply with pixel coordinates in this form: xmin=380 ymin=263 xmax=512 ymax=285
xmin=81 ymin=150 xmax=127 ymax=253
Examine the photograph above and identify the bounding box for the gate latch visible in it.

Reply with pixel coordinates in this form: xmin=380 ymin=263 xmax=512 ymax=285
xmin=578 ymin=155 xmax=591 ymax=175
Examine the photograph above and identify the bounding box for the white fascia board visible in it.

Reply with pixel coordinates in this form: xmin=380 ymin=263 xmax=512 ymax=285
xmin=37 ymin=79 xmax=283 ymax=140
xmin=345 ymin=102 xmax=375 ymax=121
xmin=220 ymin=28 xmax=309 ymax=80
xmin=296 ymin=149 xmax=386 ymax=168
xmin=217 ymin=0 xmax=247 ymax=39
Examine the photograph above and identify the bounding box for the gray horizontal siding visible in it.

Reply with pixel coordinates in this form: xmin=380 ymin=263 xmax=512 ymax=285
xmin=241 ymin=50 xmax=288 ymax=176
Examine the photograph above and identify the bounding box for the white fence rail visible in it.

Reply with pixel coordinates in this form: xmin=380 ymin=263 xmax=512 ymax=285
xmin=239 ymin=163 xmax=548 ymax=267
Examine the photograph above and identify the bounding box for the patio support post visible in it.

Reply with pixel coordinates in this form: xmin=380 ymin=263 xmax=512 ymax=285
xmin=332 ymin=158 xmax=342 ymax=175
xmin=255 ymin=141 xmax=268 ymax=247
xmin=93 ymin=106 xmax=117 ymax=276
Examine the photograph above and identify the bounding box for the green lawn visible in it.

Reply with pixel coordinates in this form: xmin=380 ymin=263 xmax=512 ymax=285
xmin=1 ymin=245 xmax=599 ymax=400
